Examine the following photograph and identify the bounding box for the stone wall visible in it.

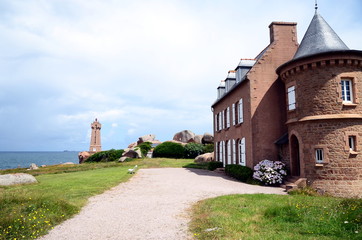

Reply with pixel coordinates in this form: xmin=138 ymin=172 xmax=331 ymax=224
xmin=248 ymin=22 xmax=298 ymax=166
xmin=280 ymin=52 xmax=362 ymax=198
xmin=289 ymin=119 xmax=362 ymax=198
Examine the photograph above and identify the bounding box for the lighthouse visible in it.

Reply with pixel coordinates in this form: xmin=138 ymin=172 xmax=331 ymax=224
xmin=89 ymin=118 xmax=102 ymax=153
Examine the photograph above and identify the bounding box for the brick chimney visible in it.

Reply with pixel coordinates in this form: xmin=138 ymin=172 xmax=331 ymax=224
xmin=269 ymin=22 xmax=298 ymax=45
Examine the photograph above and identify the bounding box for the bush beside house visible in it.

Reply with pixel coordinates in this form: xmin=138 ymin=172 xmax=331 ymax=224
xmin=225 ymin=164 xmax=253 ymax=182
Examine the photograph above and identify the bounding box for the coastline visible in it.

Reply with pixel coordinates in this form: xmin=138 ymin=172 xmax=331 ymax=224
xmin=0 ymin=151 xmax=79 ymax=170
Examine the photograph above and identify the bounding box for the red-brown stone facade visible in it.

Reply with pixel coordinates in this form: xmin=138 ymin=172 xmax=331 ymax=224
xmin=279 ymin=51 xmax=362 ymax=198
xmin=212 ymin=22 xmax=298 ymax=169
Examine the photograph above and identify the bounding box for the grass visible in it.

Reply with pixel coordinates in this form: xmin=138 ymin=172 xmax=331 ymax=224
xmin=0 ymin=158 xmax=195 ymax=239
xmin=190 ymin=194 xmax=362 ymax=240
xmin=5 ymin=158 xmax=359 ymax=240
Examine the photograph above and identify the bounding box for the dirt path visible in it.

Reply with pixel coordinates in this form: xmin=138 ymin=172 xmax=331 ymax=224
xmin=39 ymin=168 xmax=286 ymax=240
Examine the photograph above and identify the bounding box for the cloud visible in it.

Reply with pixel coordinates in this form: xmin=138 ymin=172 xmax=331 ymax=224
xmin=0 ymin=0 xmax=361 ymax=150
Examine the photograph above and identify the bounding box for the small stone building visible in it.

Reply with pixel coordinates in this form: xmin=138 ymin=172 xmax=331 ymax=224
xmin=212 ymin=10 xmax=362 ymax=198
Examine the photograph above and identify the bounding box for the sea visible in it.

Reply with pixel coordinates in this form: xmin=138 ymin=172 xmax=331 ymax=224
xmin=0 ymin=151 xmax=80 ymax=170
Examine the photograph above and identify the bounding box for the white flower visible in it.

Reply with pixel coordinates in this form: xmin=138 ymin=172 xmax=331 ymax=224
xmin=253 ymin=159 xmax=286 ymax=185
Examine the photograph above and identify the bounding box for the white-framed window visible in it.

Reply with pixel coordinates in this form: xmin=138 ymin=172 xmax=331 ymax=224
xmin=222 ymin=141 xmax=226 ymax=167
xmin=216 ymin=142 xmax=218 ymax=161
xmin=349 ymin=136 xmax=356 ymax=151
xmin=239 ymin=138 xmax=246 ymax=166
xmin=238 ymin=99 xmax=243 ymax=123
xmin=232 ymin=139 xmax=236 ymax=164
xmin=227 ymin=140 xmax=231 ymax=165
xmin=220 ymin=141 xmax=224 ymax=163
xmin=287 ymin=86 xmax=296 ymax=110
xmin=219 ymin=112 xmax=223 ymax=130
xmin=232 ymin=103 xmax=236 ymax=125
xmin=226 ymin=107 xmax=230 ymax=128
xmin=341 ymin=79 xmax=353 ymax=103
xmin=315 ymin=148 xmax=324 ymax=163
xmin=217 ymin=113 xmax=221 ymax=131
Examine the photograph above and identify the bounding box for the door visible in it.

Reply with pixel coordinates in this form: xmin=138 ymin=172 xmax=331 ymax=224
xmin=290 ymin=135 xmax=301 ymax=176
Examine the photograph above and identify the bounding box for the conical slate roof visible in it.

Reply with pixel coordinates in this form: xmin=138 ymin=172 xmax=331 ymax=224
xmin=293 ymin=12 xmax=349 ymax=59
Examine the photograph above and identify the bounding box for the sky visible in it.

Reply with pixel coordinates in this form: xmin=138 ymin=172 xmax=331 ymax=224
xmin=0 ymin=0 xmax=361 ymax=151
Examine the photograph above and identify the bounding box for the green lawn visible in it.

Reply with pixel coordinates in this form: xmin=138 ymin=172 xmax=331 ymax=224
xmin=2 ymin=159 xmax=361 ymax=240
xmin=190 ymin=194 xmax=362 ymax=240
xmin=0 ymin=158 xmax=194 ymax=239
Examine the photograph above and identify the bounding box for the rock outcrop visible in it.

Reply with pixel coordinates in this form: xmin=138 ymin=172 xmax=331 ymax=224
xmin=166 ymin=140 xmax=187 ymax=146
xmin=137 ymin=134 xmax=156 ymax=145
xmin=202 ymin=133 xmax=214 ymax=144
xmin=0 ymin=173 xmax=38 ymax=186
xmin=78 ymin=151 xmax=91 ymax=164
xmin=128 ymin=142 xmax=138 ymax=148
xmin=118 ymin=157 xmax=128 ymax=162
xmin=195 ymin=152 xmax=214 ymax=163
xmin=173 ymin=130 xmax=195 ymax=143
xmin=62 ymin=162 xmax=75 ymax=165
xmin=193 ymin=135 xmax=203 ymax=144
xmin=122 ymin=148 xmax=142 ymax=159
xmin=28 ymin=163 xmax=39 ymax=170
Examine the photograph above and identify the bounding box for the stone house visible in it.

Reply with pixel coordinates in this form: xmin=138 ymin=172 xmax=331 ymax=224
xmin=212 ymin=10 xmax=362 ymax=198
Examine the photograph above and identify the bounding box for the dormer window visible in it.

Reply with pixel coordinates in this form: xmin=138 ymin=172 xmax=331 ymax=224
xmin=341 ymin=79 xmax=353 ymax=103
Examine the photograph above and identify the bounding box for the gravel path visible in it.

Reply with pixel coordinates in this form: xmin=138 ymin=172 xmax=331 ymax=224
xmin=39 ymin=168 xmax=286 ymax=240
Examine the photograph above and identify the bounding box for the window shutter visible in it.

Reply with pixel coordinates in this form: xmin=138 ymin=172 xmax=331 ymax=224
xmin=216 ymin=142 xmax=219 ymax=162
xmin=226 ymin=107 xmax=230 ymax=128
xmin=227 ymin=141 xmax=231 ymax=164
xmin=216 ymin=113 xmax=219 ymax=131
xmin=232 ymin=139 xmax=236 ymax=164
xmin=287 ymin=86 xmax=296 ymax=110
xmin=232 ymin=103 xmax=235 ymax=125
xmin=221 ymin=141 xmax=225 ymax=167
xmin=238 ymin=99 xmax=243 ymax=123
xmin=239 ymin=138 xmax=246 ymax=166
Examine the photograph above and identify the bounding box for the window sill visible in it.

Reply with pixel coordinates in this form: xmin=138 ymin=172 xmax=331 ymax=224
xmin=234 ymin=122 xmax=243 ymax=127
xmin=315 ymin=163 xmax=324 ymax=167
xmin=349 ymin=150 xmax=359 ymax=156
xmin=342 ymin=102 xmax=357 ymax=107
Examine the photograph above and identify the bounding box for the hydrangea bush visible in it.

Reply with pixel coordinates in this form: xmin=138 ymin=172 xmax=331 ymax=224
xmin=253 ymin=160 xmax=287 ymax=185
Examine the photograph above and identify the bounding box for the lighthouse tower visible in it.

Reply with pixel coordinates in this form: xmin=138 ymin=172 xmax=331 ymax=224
xmin=89 ymin=118 xmax=102 ymax=153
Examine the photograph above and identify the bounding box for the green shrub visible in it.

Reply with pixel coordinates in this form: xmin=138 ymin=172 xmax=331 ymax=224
xmin=153 ymin=142 xmax=185 ymax=158
xmin=137 ymin=142 xmax=153 ymax=157
xmin=225 ymin=164 xmax=253 ymax=182
xmin=207 ymin=161 xmax=223 ymax=171
xmin=184 ymin=143 xmax=205 ymax=158
xmin=203 ymin=143 xmax=214 ymax=153
xmin=85 ymin=149 xmax=124 ymax=162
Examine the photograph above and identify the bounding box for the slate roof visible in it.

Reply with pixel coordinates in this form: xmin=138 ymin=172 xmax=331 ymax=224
xmin=293 ymin=12 xmax=349 ymax=59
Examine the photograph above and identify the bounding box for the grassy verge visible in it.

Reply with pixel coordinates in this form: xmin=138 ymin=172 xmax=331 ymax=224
xmin=0 ymin=158 xmax=195 ymax=239
xmin=190 ymin=194 xmax=362 ymax=240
